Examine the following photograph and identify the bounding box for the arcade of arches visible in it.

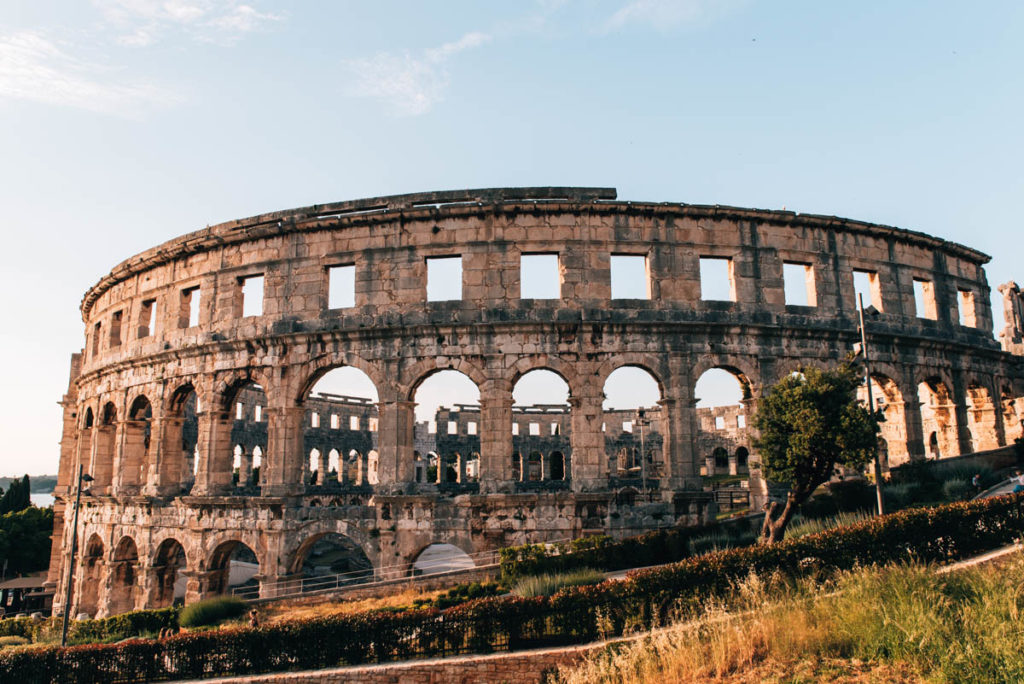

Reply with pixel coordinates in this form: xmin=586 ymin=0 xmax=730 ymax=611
xmin=49 ymin=189 xmax=1024 ymax=617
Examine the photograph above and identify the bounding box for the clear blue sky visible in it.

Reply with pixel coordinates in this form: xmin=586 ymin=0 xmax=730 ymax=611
xmin=2 ymin=1 xmax=1022 ymax=477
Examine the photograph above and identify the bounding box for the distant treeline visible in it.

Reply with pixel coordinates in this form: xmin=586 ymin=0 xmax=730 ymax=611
xmin=0 ymin=475 xmax=56 ymax=493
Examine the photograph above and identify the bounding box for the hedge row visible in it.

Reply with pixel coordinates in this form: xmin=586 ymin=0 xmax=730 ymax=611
xmin=0 ymin=606 xmax=179 ymax=644
xmin=499 ymin=515 xmax=759 ymax=579
xmin=2 ymin=495 xmax=1022 ymax=683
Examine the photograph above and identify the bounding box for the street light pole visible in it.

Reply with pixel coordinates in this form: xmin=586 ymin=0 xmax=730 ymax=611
xmin=857 ymin=293 xmax=886 ymax=516
xmin=61 ymin=465 xmax=92 ymax=647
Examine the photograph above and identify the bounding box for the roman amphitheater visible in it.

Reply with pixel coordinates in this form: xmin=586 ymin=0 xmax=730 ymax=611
xmin=47 ymin=187 xmax=1024 ymax=617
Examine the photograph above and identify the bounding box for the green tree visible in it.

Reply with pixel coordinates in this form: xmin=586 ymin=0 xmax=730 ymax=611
xmin=753 ymin=362 xmax=878 ymax=543
xmin=0 ymin=506 xmax=54 ymax=575
xmin=0 ymin=475 xmax=32 ymax=514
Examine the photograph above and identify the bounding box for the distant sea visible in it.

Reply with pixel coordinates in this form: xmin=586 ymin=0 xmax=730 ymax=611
xmin=30 ymin=493 xmax=55 ymax=507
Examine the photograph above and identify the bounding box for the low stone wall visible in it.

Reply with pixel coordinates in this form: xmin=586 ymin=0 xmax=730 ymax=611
xmin=175 ymin=642 xmax=607 ymax=684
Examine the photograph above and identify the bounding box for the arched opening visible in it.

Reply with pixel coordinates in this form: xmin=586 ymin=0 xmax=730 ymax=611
xmin=511 ymin=451 xmax=523 ymax=481
xmin=207 ymin=540 xmax=259 ymax=596
xmin=303 ymin=366 xmax=379 ymax=491
xmin=251 ymin=445 xmax=263 ymax=485
xmin=857 ymin=373 xmax=908 ymax=466
xmin=76 ymin=534 xmax=104 ymax=618
xmin=308 ymin=448 xmax=322 ymax=485
xmin=604 ymin=366 xmax=663 ymax=483
xmin=735 ymin=446 xmax=749 ymax=468
xmin=118 ymin=395 xmax=152 ymax=495
xmin=413 ymin=370 xmax=480 ymax=489
xmin=90 ymin=402 xmax=118 ymax=494
xmin=83 ymin=407 xmax=94 ymax=429
xmin=161 ymin=384 xmax=198 ymax=495
xmin=513 ymin=369 xmax=571 ymax=485
xmin=928 ymin=431 xmax=941 ymax=459
xmin=918 ymin=379 xmax=960 ymax=459
xmin=208 ymin=380 xmax=267 ymax=494
xmin=107 ymin=536 xmax=140 ymax=615
xmin=328 ymin=448 xmax=341 ymax=482
xmin=1001 ymin=386 xmax=1022 ymax=443
xmin=150 ymin=539 xmax=187 ymax=608
xmin=694 ymin=367 xmax=751 ymax=478
xmin=411 ymin=543 xmax=474 ymax=577
xmin=291 ymin=532 xmax=373 ymax=590
xmin=965 ymin=383 xmax=999 ymax=452
xmin=549 ymin=451 xmax=566 ymax=480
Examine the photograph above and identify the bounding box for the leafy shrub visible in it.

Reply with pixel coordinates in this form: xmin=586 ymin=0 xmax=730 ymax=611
xmin=942 ymin=477 xmax=972 ymax=501
xmin=179 ymin=596 xmax=246 ymax=629
xmin=686 ymin=529 xmax=757 ymax=556
xmin=785 ymin=509 xmax=874 ymax=539
xmin=414 ymin=581 xmax=503 ymax=610
xmin=2 ymin=495 xmax=1021 ymax=684
xmin=0 ymin=636 xmax=29 ymax=649
xmin=512 ymin=569 xmax=604 ymax=598
xmin=0 ymin=606 xmax=179 ymax=645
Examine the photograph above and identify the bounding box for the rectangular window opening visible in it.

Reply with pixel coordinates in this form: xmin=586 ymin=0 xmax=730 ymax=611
xmin=368 ymin=417 xmax=378 ymax=432
xmin=109 ymin=311 xmax=123 ymax=347
xmin=447 ymin=420 xmax=458 ymax=435
xmin=737 ymin=414 xmax=746 ymax=429
xmin=350 ymin=416 xmax=360 ymax=431
xmin=715 ymin=416 xmax=726 ymax=430
xmin=235 ymin=402 xmax=244 ymax=420
xmin=852 ymin=270 xmax=883 ymax=312
xmin=240 ymin=274 xmax=264 ymax=318
xmin=138 ymin=299 xmax=156 ymax=338
xmin=958 ymin=289 xmax=977 ymax=327
xmin=699 ymin=257 xmax=735 ymax=301
xmin=550 ymin=423 xmax=559 ymax=436
xmin=427 ymin=256 xmax=463 ymax=302
xmin=311 ymin=412 xmax=320 ymax=428
xmin=92 ymin=322 xmax=102 ymax=357
xmin=610 ymin=254 xmax=650 ymax=300
xmin=181 ymin=287 xmax=201 ymax=328
xmin=913 ymin=279 xmax=937 ymax=320
xmin=511 ymin=423 xmax=519 ymax=436
xmin=783 ymin=262 xmax=817 ymax=307
xmin=467 ymin=421 xmax=477 ymax=435
xmin=254 ymin=405 xmax=262 ymax=422
xmin=520 ymin=253 xmax=560 ymax=299
xmin=330 ymin=414 xmax=339 ymax=430
xmin=327 ymin=264 xmax=355 ymax=309
xmin=529 ymin=422 xmax=540 ymax=436
xmin=623 ymin=421 xmax=633 ymax=433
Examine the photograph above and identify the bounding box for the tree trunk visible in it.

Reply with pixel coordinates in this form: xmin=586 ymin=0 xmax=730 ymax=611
xmin=761 ymin=496 xmax=799 ymax=544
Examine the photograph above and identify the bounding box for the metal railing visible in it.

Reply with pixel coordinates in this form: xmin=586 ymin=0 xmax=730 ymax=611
xmin=231 ymin=537 xmax=575 ymax=602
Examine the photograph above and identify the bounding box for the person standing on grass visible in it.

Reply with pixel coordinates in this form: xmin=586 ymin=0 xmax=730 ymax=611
xmin=972 ymin=473 xmax=982 ymax=493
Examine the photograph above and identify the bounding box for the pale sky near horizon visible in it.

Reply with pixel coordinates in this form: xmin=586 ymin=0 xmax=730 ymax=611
xmin=1 ymin=1 xmax=1022 ymax=477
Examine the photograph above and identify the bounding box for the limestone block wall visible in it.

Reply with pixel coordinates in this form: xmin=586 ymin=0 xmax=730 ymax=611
xmin=49 ymin=187 xmax=1024 ymax=617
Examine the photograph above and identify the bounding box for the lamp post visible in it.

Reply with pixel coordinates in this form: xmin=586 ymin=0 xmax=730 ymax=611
xmin=61 ymin=465 xmax=93 ymax=647
xmin=856 ymin=293 xmax=886 ymax=516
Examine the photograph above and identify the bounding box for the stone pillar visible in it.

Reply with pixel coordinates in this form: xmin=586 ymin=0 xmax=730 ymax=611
xmin=239 ymin=449 xmax=253 ymax=487
xmin=479 ymin=386 xmax=514 ymax=492
xmin=901 ymin=400 xmax=927 ymax=461
xmin=90 ymin=425 xmax=116 ymax=496
xmin=377 ymin=400 xmax=416 ymax=491
xmin=191 ymin=407 xmax=234 ymax=496
xmin=263 ymin=406 xmax=305 ymax=496
xmin=316 ymin=449 xmax=328 ymax=485
xmin=568 ymin=382 xmax=606 ymax=491
xmin=659 ymin=393 xmax=700 ymax=491
xmin=146 ymin=416 xmax=184 ymax=496
xmin=183 ymin=569 xmax=221 ymax=605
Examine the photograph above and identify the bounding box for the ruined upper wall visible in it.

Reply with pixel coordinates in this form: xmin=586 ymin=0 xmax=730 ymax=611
xmin=78 ymin=187 xmax=1000 ymax=375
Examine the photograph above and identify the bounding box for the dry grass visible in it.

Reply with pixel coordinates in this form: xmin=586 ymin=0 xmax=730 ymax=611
xmin=260 ymin=588 xmax=445 ymax=625
xmin=556 ymin=554 xmax=1024 ymax=684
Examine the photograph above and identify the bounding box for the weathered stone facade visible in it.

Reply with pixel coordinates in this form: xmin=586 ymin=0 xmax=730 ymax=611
xmin=48 ymin=187 xmax=1024 ymax=617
